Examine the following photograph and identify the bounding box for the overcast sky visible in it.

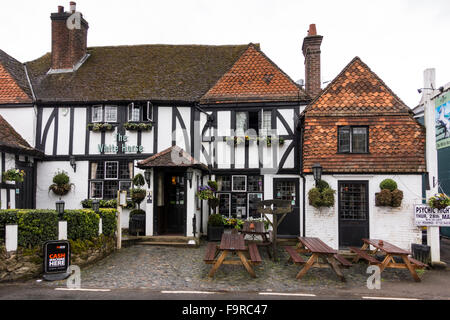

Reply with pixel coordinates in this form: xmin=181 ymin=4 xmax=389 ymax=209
xmin=1 ymin=0 xmax=449 ymax=108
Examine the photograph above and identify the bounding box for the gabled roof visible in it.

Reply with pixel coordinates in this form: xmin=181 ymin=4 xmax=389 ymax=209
xmin=0 ymin=115 xmax=42 ymax=156
xmin=137 ymin=145 xmax=209 ymax=171
xmin=26 ymin=44 xmax=250 ymax=103
xmin=303 ymin=57 xmax=411 ymax=116
xmin=0 ymin=50 xmax=33 ymax=104
xmin=200 ymin=44 xmax=308 ymax=104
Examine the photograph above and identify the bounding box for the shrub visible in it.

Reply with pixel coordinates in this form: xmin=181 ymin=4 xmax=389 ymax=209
xmin=133 ymin=174 xmax=145 ymax=188
xmin=375 ymin=189 xmax=392 ymax=207
xmin=380 ymin=179 xmax=398 ymax=192
xmin=53 ymin=171 xmax=70 ymax=185
xmin=81 ymin=198 xmax=134 ymax=209
xmin=391 ymin=189 xmax=404 ymax=207
xmin=49 ymin=170 xmax=74 ymax=196
xmin=130 ymin=209 xmax=145 ymax=217
xmin=99 ymin=209 xmax=117 ymax=237
xmin=63 ymin=210 xmax=100 ymax=241
xmin=316 ymin=180 xmax=330 ymax=191
xmin=308 ymin=186 xmax=335 ymax=209
xmin=208 ymin=214 xmax=224 ymax=227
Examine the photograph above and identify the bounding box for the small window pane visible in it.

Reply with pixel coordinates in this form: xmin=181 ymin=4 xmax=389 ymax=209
xmin=105 ymin=161 xmax=119 ymax=179
xmin=248 ymin=176 xmax=263 ymax=192
xmin=338 ymin=127 xmax=350 ymax=153
xmin=217 ymin=176 xmax=231 ymax=192
xmin=231 ymin=193 xmax=247 ymax=218
xmin=90 ymin=181 xmax=103 ymax=199
xmin=261 ymin=111 xmax=271 ymax=136
xmin=352 ymin=127 xmax=368 ymax=153
xmin=248 ymin=193 xmax=263 ymax=218
xmin=232 ymin=175 xmax=246 ymax=192
xmin=105 ymin=105 xmax=117 ymax=122
xmin=92 ymin=105 xmax=103 ymax=122
xmin=218 ymin=193 xmax=231 ymax=217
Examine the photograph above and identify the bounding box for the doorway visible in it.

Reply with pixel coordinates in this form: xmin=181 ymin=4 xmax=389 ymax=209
xmin=15 ymin=161 xmax=35 ymax=209
xmin=338 ymin=181 xmax=369 ymax=248
xmin=274 ymin=178 xmax=300 ymax=238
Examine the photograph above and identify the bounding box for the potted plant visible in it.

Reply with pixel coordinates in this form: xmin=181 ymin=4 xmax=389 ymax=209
xmin=207 ymin=214 xmax=225 ymax=241
xmin=2 ymin=168 xmax=25 ymax=184
xmin=130 ymin=173 xmax=146 ymax=209
xmin=308 ymin=180 xmax=335 ymax=209
xmin=428 ymin=193 xmax=450 ymax=210
xmin=49 ymin=170 xmax=74 ymax=196
xmin=375 ymin=179 xmax=404 ymax=208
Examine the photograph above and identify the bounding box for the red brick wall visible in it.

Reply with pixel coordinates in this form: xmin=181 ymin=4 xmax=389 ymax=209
xmin=302 ymin=115 xmax=426 ymax=173
xmin=302 ymin=35 xmax=323 ymax=99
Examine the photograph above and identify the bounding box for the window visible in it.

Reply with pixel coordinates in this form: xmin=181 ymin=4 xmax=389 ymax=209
xmin=248 ymin=111 xmax=259 ymax=135
xmin=104 ymin=105 xmax=117 ymax=122
xmin=338 ymin=126 xmax=368 ymax=153
xmin=236 ymin=112 xmax=248 ymax=136
xmin=92 ymin=105 xmax=103 ymax=123
xmin=232 ymin=193 xmax=247 ymax=218
xmin=261 ymin=110 xmax=272 ymax=136
xmin=248 ymin=176 xmax=263 ymax=192
xmin=128 ymin=102 xmax=153 ymax=122
xmin=217 ymin=176 xmax=231 ymax=192
xmin=89 ymin=161 xmax=133 ymax=199
xmin=232 ymin=175 xmax=247 ymax=192
xmin=248 ymin=193 xmax=263 ymax=218
xmin=218 ymin=193 xmax=231 ymax=216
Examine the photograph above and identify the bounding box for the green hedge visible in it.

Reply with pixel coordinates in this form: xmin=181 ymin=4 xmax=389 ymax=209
xmin=0 ymin=209 xmax=117 ymax=248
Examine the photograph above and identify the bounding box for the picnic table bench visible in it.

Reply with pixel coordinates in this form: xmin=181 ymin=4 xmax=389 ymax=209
xmin=350 ymin=239 xmax=428 ymax=282
xmin=241 ymin=221 xmax=272 ymax=258
xmin=204 ymin=233 xmax=262 ymax=278
xmin=285 ymin=237 xmax=352 ymax=282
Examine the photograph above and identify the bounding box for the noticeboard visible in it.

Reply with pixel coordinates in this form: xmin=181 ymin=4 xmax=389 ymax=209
xmin=414 ymin=204 xmax=450 ymax=227
xmin=44 ymin=240 xmax=70 ymax=274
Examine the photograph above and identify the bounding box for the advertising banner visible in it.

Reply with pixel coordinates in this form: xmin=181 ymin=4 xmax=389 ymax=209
xmin=414 ymin=204 xmax=450 ymax=227
xmin=44 ymin=240 xmax=70 ymax=274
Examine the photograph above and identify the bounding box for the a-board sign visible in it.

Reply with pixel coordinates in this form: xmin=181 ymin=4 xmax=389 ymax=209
xmin=44 ymin=240 xmax=70 ymax=274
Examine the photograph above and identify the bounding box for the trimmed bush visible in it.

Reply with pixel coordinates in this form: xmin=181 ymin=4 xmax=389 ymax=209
xmin=133 ymin=173 xmax=145 ymax=187
xmin=129 ymin=209 xmax=145 ymax=217
xmin=391 ymin=189 xmax=404 ymax=207
xmin=380 ymin=179 xmax=398 ymax=192
xmin=308 ymin=184 xmax=336 ymax=209
xmin=63 ymin=210 xmax=100 ymax=241
xmin=81 ymin=198 xmax=135 ymax=209
xmin=375 ymin=189 xmax=392 ymax=207
xmin=316 ymin=180 xmax=330 ymax=191
xmin=99 ymin=209 xmax=117 ymax=237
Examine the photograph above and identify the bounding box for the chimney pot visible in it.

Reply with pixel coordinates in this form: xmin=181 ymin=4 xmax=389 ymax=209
xmin=70 ymin=2 xmax=76 ymax=13
xmin=308 ymin=24 xmax=317 ymax=36
xmin=58 ymin=6 xmax=64 ymax=13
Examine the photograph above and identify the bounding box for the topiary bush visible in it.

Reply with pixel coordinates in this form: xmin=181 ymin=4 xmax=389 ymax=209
xmin=133 ymin=173 xmax=146 ymax=188
xmin=49 ymin=170 xmax=74 ymax=196
xmin=316 ymin=180 xmax=330 ymax=191
xmin=308 ymin=182 xmax=336 ymax=209
xmin=380 ymin=179 xmax=398 ymax=192
xmin=391 ymin=189 xmax=404 ymax=207
xmin=375 ymin=189 xmax=392 ymax=207
xmin=208 ymin=214 xmax=224 ymax=227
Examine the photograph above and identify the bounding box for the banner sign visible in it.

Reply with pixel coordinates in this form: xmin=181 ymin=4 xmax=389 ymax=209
xmin=414 ymin=204 xmax=450 ymax=227
xmin=435 ymin=91 xmax=450 ymax=150
xmin=44 ymin=240 xmax=70 ymax=274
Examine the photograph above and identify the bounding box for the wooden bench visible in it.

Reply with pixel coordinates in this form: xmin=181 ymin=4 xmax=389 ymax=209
xmin=284 ymin=246 xmax=305 ymax=264
xmin=333 ymin=254 xmax=353 ymax=267
xmin=204 ymin=242 xmax=218 ymax=264
xmin=408 ymin=256 xmax=428 ymax=269
xmin=349 ymin=247 xmax=380 ymax=264
xmin=248 ymin=243 xmax=262 ymax=265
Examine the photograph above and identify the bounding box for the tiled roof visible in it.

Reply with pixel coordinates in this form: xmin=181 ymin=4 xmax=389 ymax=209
xmin=26 ymin=44 xmax=250 ymax=103
xmin=0 ymin=50 xmax=33 ymax=104
xmin=304 ymin=57 xmax=412 ymax=116
xmin=201 ymin=44 xmax=308 ymax=104
xmin=137 ymin=145 xmax=209 ymax=171
xmin=0 ymin=115 xmax=42 ymax=156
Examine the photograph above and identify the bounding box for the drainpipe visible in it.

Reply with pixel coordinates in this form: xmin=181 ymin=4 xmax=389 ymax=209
xmin=299 ymin=113 xmax=307 ymax=237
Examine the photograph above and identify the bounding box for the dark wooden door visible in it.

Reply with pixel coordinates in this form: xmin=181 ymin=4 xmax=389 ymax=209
xmin=164 ymin=174 xmax=185 ymax=235
xmin=338 ymin=181 xmax=369 ymax=248
xmin=15 ymin=162 xmax=35 ymax=209
xmin=274 ymin=178 xmax=300 ymax=238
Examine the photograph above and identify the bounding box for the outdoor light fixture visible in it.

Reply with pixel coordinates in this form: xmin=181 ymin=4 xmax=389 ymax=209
xmin=312 ymin=163 xmax=323 ymax=186
xmin=185 ymin=169 xmax=193 ymax=188
xmin=144 ymin=169 xmax=151 ymax=188
xmin=55 ymin=199 xmax=65 ymax=219
xmin=417 ymin=86 xmax=444 ymax=94
xmin=92 ymin=199 xmax=100 ymax=213
xmin=70 ymin=156 xmax=77 ymax=172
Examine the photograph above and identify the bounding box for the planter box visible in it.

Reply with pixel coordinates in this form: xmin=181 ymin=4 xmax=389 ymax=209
xmin=207 ymin=225 xmax=224 ymax=241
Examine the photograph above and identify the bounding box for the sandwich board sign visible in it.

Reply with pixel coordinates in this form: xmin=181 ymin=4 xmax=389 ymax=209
xmin=43 ymin=240 xmax=70 ymax=281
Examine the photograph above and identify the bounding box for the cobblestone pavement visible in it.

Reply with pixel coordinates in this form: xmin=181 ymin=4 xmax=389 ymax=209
xmin=41 ymin=241 xmax=429 ymax=292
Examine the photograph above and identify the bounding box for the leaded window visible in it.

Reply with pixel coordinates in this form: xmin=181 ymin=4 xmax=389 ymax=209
xmin=338 ymin=126 xmax=368 ymax=153
xmin=104 ymin=105 xmax=118 ymax=122
xmin=92 ymin=105 xmax=103 ymax=122
xmin=89 ymin=160 xmax=133 ymax=199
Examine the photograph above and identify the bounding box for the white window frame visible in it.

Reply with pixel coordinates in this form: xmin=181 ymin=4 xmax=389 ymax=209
xmin=90 ymin=181 xmax=104 ymax=199
xmin=261 ymin=109 xmax=272 ymax=136
xmin=104 ymin=105 xmax=118 ymax=123
xmin=104 ymin=161 xmax=119 ymax=180
xmin=146 ymin=101 xmax=153 ymax=121
xmin=92 ymin=105 xmax=103 ymax=123
xmin=128 ymin=103 xmax=141 ymax=122
xmin=218 ymin=193 xmax=231 ymax=218
xmin=247 ymin=192 xmax=263 ymax=217
xmin=232 ymin=175 xmax=247 ymax=192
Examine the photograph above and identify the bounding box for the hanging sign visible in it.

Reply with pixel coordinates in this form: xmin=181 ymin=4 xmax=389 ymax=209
xmin=414 ymin=204 xmax=450 ymax=227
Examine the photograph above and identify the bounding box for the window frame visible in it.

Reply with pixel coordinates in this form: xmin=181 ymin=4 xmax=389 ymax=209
xmin=218 ymin=193 xmax=231 ymax=217
xmin=232 ymin=175 xmax=247 ymax=192
xmin=247 ymin=192 xmax=263 ymax=218
xmin=89 ymin=181 xmax=104 ymax=199
xmin=92 ymin=105 xmax=103 ymax=123
xmin=104 ymin=105 xmax=118 ymax=123
xmin=104 ymin=161 xmax=119 ymax=180
xmin=337 ymin=126 xmax=369 ymax=154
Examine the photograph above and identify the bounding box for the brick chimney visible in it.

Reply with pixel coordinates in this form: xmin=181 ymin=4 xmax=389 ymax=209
xmin=302 ymin=24 xmax=323 ymax=98
xmin=51 ymin=2 xmax=89 ymax=71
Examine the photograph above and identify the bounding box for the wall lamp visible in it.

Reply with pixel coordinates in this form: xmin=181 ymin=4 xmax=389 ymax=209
xmin=144 ymin=169 xmax=151 ymax=188
xmin=70 ymin=156 xmax=77 ymax=172
xmin=185 ymin=169 xmax=193 ymax=188
xmin=312 ymin=163 xmax=323 ymax=187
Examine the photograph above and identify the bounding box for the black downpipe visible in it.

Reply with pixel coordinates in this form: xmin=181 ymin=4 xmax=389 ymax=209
xmin=299 ymin=115 xmax=306 ymax=237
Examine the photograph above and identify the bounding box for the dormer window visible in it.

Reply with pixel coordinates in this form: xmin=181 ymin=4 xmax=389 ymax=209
xmin=92 ymin=105 xmax=103 ymax=122
xmin=338 ymin=126 xmax=368 ymax=153
xmin=105 ymin=105 xmax=117 ymax=122
xmin=128 ymin=102 xmax=153 ymax=122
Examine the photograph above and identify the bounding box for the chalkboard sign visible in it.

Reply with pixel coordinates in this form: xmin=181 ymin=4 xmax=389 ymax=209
xmin=44 ymin=240 xmax=70 ymax=274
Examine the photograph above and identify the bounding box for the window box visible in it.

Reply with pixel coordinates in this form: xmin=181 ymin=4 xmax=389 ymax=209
xmin=87 ymin=123 xmax=116 ymax=132
xmin=123 ymin=122 xmax=153 ymax=131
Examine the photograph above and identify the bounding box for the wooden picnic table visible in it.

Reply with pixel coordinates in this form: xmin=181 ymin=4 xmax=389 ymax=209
xmin=350 ymin=239 xmax=427 ymax=282
xmin=204 ymin=232 xmax=262 ymax=278
xmin=240 ymin=221 xmax=272 ymax=259
xmin=284 ymin=237 xmax=352 ymax=282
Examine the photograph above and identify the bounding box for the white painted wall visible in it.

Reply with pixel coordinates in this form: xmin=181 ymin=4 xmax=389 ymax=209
xmin=157 ymin=107 xmax=172 ymax=152
xmin=305 ymin=174 xmax=423 ymax=251
xmin=0 ymin=107 xmax=36 ymax=147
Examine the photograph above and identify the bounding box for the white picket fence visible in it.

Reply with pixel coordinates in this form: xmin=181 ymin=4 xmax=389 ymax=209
xmin=3 ymin=218 xmax=103 ymax=252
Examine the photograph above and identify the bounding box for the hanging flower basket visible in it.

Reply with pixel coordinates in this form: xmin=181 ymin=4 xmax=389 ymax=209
xmin=375 ymin=179 xmax=403 ymax=208
xmin=49 ymin=170 xmax=74 ymax=196
xmin=2 ymin=169 xmax=25 ymax=183
xmin=308 ymin=180 xmax=335 ymax=209
xmin=428 ymin=193 xmax=450 ymax=210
